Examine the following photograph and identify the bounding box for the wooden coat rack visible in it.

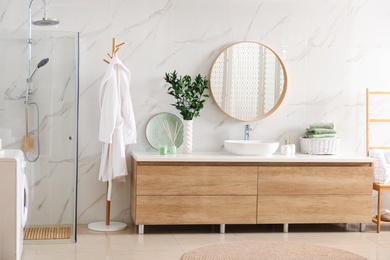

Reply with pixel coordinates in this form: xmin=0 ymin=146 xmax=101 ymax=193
xmin=88 ymin=38 xmax=127 ymax=232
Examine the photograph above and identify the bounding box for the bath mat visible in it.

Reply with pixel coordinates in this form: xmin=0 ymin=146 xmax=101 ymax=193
xmin=181 ymin=241 xmax=367 ymax=260
xmin=24 ymin=226 xmax=71 ymax=240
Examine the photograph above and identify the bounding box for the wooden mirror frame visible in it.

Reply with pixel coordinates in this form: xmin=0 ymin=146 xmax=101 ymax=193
xmin=209 ymin=41 xmax=288 ymax=122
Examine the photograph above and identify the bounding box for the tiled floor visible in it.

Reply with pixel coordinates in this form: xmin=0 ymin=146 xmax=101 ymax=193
xmin=22 ymin=223 xmax=390 ymax=260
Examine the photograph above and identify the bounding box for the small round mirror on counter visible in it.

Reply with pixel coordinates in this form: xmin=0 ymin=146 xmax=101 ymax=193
xmin=209 ymin=41 xmax=287 ymax=121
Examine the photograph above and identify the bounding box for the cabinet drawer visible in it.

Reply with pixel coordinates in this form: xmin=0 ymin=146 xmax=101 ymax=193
xmin=137 ymin=166 xmax=258 ymax=195
xmin=135 ymin=196 xmax=257 ymax=225
xmin=257 ymin=195 xmax=372 ymax=223
xmin=258 ymin=166 xmax=372 ymax=195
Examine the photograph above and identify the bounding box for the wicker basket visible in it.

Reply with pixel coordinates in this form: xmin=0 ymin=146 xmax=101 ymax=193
xmin=300 ymin=137 xmax=340 ymax=155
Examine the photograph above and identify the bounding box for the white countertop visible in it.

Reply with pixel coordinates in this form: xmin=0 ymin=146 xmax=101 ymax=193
xmin=131 ymin=151 xmax=375 ymax=163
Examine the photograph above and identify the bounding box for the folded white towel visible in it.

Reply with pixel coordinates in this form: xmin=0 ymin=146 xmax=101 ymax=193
xmin=369 ymin=149 xmax=390 ymax=184
xmin=381 ymin=209 xmax=390 ymax=214
xmin=384 ymin=150 xmax=390 ymax=164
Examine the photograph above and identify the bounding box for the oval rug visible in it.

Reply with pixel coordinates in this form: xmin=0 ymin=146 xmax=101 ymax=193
xmin=181 ymin=241 xmax=367 ymax=260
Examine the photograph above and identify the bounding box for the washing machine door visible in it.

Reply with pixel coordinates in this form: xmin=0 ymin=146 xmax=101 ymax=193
xmin=22 ymin=173 xmax=28 ymax=228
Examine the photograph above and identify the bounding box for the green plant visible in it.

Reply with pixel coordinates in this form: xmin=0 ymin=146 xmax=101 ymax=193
xmin=164 ymin=70 xmax=209 ymax=120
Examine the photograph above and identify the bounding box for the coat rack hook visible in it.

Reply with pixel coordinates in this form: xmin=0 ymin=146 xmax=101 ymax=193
xmin=103 ymin=38 xmax=125 ymax=64
xmin=116 ymin=42 xmax=125 ymax=48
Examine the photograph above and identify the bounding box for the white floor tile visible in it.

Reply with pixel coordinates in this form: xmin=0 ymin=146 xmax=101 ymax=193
xmin=20 ymin=223 xmax=390 ymax=260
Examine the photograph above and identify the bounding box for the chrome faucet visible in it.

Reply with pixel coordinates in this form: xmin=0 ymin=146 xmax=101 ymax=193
xmin=244 ymin=124 xmax=252 ymax=140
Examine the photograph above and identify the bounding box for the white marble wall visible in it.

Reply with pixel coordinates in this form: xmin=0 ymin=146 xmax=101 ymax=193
xmin=1 ymin=0 xmax=390 ymax=224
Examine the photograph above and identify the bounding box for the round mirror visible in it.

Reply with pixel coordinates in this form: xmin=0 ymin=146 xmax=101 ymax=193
xmin=209 ymin=42 xmax=287 ymax=121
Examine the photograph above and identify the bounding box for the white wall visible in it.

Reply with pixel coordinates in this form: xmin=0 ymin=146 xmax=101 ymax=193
xmin=1 ymin=0 xmax=390 ymax=224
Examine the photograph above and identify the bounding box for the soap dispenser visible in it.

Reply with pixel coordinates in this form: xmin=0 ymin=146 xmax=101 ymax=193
xmin=281 ymin=139 xmax=291 ymax=155
xmin=288 ymin=135 xmax=295 ymax=155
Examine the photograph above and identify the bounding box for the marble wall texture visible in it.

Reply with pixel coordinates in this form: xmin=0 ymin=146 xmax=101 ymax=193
xmin=1 ymin=0 xmax=390 ymax=224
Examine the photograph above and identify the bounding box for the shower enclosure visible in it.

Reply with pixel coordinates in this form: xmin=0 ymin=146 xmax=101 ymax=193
xmin=0 ymin=29 xmax=79 ymax=243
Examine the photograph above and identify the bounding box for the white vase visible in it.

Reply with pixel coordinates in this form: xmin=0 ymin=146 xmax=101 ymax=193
xmin=183 ymin=120 xmax=193 ymax=154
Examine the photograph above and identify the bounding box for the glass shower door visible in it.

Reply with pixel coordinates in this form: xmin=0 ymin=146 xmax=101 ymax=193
xmin=24 ymin=30 xmax=79 ymax=243
xmin=0 ymin=30 xmax=79 ymax=243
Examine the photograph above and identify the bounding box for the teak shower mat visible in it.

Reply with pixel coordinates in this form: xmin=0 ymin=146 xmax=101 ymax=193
xmin=24 ymin=226 xmax=71 ymax=240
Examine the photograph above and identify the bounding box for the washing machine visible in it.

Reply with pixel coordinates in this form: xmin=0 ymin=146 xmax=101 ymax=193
xmin=0 ymin=149 xmax=28 ymax=260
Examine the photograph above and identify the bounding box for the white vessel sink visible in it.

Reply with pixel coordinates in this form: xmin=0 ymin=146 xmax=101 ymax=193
xmin=224 ymin=140 xmax=279 ymax=156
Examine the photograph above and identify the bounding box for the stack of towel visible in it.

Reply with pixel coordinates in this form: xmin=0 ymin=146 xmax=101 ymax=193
xmin=304 ymin=122 xmax=337 ymax=138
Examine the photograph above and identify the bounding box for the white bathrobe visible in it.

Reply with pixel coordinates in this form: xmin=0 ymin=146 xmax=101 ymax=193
xmin=99 ymin=56 xmax=137 ymax=201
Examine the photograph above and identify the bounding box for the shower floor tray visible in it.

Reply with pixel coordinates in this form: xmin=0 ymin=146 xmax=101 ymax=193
xmin=24 ymin=226 xmax=71 ymax=240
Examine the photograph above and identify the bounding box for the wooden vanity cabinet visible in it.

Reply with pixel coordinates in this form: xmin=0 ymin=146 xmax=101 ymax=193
xmin=130 ymin=158 xmax=258 ymax=226
xmin=257 ymin=164 xmax=373 ymax=224
xmin=130 ymin=155 xmax=373 ymax=233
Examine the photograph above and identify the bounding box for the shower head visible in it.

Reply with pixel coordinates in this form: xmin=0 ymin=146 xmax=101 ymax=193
xmin=27 ymin=58 xmax=49 ymax=82
xmin=37 ymin=58 xmax=49 ymax=68
xmin=29 ymin=0 xmax=59 ymax=27
xmin=32 ymin=17 xmax=59 ymax=26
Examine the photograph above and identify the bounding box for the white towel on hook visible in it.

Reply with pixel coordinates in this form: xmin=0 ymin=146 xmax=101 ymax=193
xmin=98 ymin=55 xmax=137 ymax=201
